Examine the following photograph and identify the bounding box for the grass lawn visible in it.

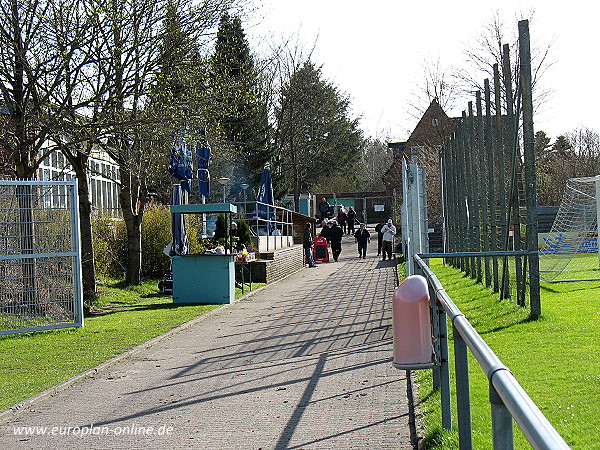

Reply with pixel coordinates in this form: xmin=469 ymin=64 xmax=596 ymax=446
xmin=416 ymin=259 xmax=599 ymax=449
xmin=0 ymin=278 xmax=265 ymax=412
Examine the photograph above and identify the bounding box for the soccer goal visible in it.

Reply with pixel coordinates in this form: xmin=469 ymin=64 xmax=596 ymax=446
xmin=539 ymin=175 xmax=600 ymax=282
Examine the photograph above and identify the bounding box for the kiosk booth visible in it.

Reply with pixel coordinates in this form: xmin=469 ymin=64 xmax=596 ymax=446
xmin=170 ymin=203 xmax=237 ymax=304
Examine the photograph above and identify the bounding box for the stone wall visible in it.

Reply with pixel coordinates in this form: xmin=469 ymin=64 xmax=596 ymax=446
xmin=236 ymin=245 xmax=305 ymax=284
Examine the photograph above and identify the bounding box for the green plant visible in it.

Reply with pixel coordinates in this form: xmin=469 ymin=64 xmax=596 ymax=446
xmin=236 ymin=218 xmax=252 ymax=247
xmin=213 ymin=213 xmax=228 ymax=244
xmin=140 ymin=205 xmax=172 ymax=278
xmin=92 ymin=212 xmax=127 ymax=278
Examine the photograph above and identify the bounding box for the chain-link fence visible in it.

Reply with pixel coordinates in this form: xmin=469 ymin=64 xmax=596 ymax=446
xmin=0 ymin=180 xmax=83 ymax=335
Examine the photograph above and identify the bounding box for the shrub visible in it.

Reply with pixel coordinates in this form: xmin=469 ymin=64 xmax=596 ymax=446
xmin=92 ymin=205 xmax=218 ymax=281
xmin=141 ymin=205 xmax=172 ymax=278
xmin=213 ymin=213 xmax=228 ymax=244
xmin=236 ymin=219 xmax=252 ymax=247
xmin=92 ymin=212 xmax=127 ymax=278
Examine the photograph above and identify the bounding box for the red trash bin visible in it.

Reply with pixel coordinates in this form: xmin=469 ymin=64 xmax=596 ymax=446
xmin=313 ymin=236 xmax=329 ymax=262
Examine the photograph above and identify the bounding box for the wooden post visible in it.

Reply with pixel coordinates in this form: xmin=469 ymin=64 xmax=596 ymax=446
xmin=519 ymin=19 xmax=541 ymax=319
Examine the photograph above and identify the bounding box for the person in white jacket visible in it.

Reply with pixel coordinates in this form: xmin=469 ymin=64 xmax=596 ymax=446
xmin=380 ymin=219 xmax=396 ymax=261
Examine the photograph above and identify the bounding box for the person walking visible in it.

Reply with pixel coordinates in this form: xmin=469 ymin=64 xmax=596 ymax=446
xmin=347 ymin=207 xmax=357 ymax=235
xmin=374 ymin=220 xmax=385 ymax=256
xmin=318 ymin=197 xmax=331 ymax=221
xmin=337 ymin=206 xmax=347 ymax=234
xmin=319 ymin=219 xmax=331 ymax=244
xmin=328 ymin=220 xmax=344 ymax=262
xmin=354 ymin=223 xmax=370 ymax=259
xmin=302 ymin=223 xmax=318 ymax=268
xmin=381 ymin=219 xmax=396 ymax=261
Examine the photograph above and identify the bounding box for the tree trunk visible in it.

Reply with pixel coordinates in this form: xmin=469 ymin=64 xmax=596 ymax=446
xmin=119 ymin=167 xmax=143 ymax=285
xmin=124 ymin=215 xmax=142 ymax=285
xmin=61 ymin=149 xmax=97 ymax=301
xmin=75 ymin=161 xmax=97 ymax=301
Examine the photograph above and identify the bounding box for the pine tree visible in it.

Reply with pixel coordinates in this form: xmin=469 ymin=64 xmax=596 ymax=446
xmin=275 ymin=61 xmax=363 ymax=209
xmin=210 ymin=13 xmax=272 ymax=188
xmin=214 ymin=213 xmax=229 ymax=242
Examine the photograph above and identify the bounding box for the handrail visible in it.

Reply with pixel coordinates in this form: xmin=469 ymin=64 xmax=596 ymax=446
xmin=234 ymin=201 xmax=294 ymax=232
xmin=414 ymin=254 xmax=570 ymax=449
xmin=233 ymin=201 xmax=295 ymax=252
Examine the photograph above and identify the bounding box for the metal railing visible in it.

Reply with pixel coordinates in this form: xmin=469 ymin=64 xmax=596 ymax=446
xmin=413 ymin=254 xmax=570 ymax=449
xmin=233 ymin=200 xmax=294 ymax=252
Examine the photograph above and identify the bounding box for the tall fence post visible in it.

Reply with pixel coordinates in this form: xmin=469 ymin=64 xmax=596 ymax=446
xmin=519 ymin=19 xmax=541 ymax=319
xmin=493 ymin=63 xmax=507 ymax=296
xmin=70 ymin=180 xmax=84 ymax=327
xmin=402 ymin=157 xmax=413 ymax=276
xmin=476 ymin=91 xmax=491 ymax=288
xmin=402 ymin=154 xmax=430 ymax=277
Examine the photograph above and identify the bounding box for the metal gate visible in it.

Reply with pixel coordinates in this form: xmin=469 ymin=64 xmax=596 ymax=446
xmin=0 ymin=180 xmax=83 ymax=335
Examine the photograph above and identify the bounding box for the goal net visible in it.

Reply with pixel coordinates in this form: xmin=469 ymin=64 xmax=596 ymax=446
xmin=539 ymin=175 xmax=600 ymax=282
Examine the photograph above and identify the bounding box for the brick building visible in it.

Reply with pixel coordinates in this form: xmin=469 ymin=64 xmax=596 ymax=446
xmin=382 ymin=99 xmax=457 ymax=222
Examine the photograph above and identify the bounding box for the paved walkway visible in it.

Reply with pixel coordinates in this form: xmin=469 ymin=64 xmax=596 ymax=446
xmin=0 ymin=238 xmax=416 ymax=449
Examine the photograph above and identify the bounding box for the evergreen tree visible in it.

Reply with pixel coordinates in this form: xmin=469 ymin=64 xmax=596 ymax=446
xmin=213 ymin=213 xmax=229 ymax=242
xmin=275 ymin=61 xmax=363 ymax=210
xmin=210 ymin=13 xmax=272 ymax=189
xmin=149 ymin=1 xmax=210 ymax=203
xmin=236 ymin=219 xmax=252 ymax=247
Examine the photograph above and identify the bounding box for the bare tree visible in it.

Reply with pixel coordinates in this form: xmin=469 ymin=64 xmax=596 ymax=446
xmin=458 ymin=10 xmax=555 ymax=115
xmin=0 ymin=0 xmax=109 ymax=303
xmin=97 ymin=0 xmax=235 ymax=285
xmin=407 ymin=57 xmax=463 ymax=121
xmin=566 ymin=127 xmax=600 ymax=177
xmin=0 ymin=0 xmax=103 ymax=179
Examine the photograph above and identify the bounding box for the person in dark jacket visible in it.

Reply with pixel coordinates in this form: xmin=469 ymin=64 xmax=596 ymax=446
xmin=319 ymin=220 xmax=331 ymax=244
xmin=374 ymin=220 xmax=385 ymax=256
xmin=328 ymin=220 xmax=344 ymax=261
xmin=302 ymin=223 xmax=317 ymax=267
xmin=318 ymin=197 xmax=331 ymax=221
xmin=354 ymin=223 xmax=370 ymax=258
xmin=337 ymin=207 xmax=347 ymax=234
xmin=347 ymin=207 xmax=357 ymax=235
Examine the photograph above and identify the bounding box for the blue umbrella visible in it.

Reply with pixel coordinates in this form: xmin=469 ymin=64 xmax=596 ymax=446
xmin=195 ymin=130 xmax=211 ymax=199
xmin=168 ymin=132 xmax=193 ymax=193
xmin=256 ymin=165 xmax=274 ymax=234
xmin=168 ymin=131 xmax=191 ymax=256
xmin=170 ymin=183 xmax=189 ymax=256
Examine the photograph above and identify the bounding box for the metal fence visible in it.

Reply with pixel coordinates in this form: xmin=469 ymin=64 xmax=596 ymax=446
xmin=398 ymin=20 xmax=569 ymax=448
xmin=0 ymin=180 xmax=83 ymax=335
xmin=414 ymin=254 xmax=569 ymax=450
xmin=234 ymin=200 xmax=294 ymax=252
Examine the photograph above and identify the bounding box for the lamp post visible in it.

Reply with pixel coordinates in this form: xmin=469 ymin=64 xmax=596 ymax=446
xmin=218 ymin=177 xmax=230 ymax=203
xmin=239 ymin=183 xmax=250 ymax=216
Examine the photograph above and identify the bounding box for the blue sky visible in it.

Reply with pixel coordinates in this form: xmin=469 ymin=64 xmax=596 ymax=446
xmin=247 ymin=1 xmax=599 ymax=142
